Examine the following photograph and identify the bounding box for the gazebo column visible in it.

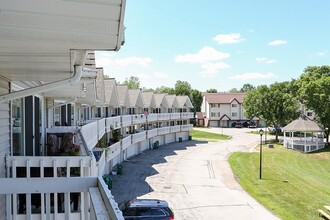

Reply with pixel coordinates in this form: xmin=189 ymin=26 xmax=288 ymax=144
xmin=304 ymin=132 xmax=307 ymax=152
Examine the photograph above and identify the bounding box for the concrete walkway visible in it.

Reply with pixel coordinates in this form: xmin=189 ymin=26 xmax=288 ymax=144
xmin=111 ymin=128 xmax=280 ymax=220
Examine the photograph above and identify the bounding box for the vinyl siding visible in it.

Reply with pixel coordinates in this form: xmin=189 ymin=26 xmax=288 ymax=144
xmin=0 ymin=79 xmax=10 ymax=220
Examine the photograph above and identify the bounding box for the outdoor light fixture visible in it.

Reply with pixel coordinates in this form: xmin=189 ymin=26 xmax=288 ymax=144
xmin=259 ymin=129 xmax=264 ymax=179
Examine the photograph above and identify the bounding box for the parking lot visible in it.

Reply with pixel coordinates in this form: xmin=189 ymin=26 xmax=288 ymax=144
xmin=111 ymin=128 xmax=280 ymax=220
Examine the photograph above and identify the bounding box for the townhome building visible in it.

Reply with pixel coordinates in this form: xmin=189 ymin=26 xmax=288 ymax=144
xmin=199 ymin=93 xmax=257 ymax=127
xmin=0 ymin=1 xmax=194 ymax=219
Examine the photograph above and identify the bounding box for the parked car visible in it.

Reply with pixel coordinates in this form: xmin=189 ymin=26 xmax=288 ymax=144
xmin=121 ymin=199 xmax=174 ymax=220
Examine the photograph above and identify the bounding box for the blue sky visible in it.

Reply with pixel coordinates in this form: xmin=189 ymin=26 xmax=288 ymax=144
xmin=96 ymin=0 xmax=330 ymax=92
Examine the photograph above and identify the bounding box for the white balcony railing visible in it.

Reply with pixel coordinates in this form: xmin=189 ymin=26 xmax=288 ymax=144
xmin=0 ymin=177 xmax=124 ymax=220
xmin=98 ymin=118 xmax=106 ymax=140
xmin=106 ymin=116 xmax=121 ymax=130
xmin=132 ymin=114 xmax=147 ymax=124
xmin=80 ymin=121 xmax=98 ymax=150
xmin=157 ymin=113 xmax=170 ymax=121
xmin=170 ymin=125 xmax=181 ymax=133
xmin=170 ymin=113 xmax=181 ymax=120
xmin=181 ymin=124 xmax=193 ymax=131
xmin=121 ymin=135 xmax=132 ymax=150
xmin=147 ymin=113 xmax=158 ymax=122
xmin=181 ymin=112 xmax=194 ymax=119
xmin=106 ymin=141 xmax=121 ymax=162
xmin=147 ymin=129 xmax=158 ymax=139
xmin=132 ymin=131 xmax=147 ymax=144
xmin=121 ymin=115 xmax=132 ymax=127
xmin=157 ymin=127 xmax=170 ymax=135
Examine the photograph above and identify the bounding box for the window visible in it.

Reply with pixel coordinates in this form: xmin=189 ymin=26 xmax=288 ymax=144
xmin=211 ymin=113 xmax=216 ymax=117
xmin=218 ymin=112 xmax=221 ymax=117
xmin=232 ymin=103 xmax=238 ymax=108
xmin=307 ymin=112 xmax=313 ymax=117
xmin=218 ymin=104 xmax=221 ymax=108
xmin=12 ymin=98 xmax=24 ymax=156
xmin=232 ymin=112 xmax=238 ymax=117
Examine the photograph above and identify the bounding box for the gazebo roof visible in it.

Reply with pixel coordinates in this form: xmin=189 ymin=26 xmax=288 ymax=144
xmin=283 ymin=117 xmax=322 ymax=132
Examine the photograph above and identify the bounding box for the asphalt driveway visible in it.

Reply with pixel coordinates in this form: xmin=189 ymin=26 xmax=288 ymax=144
xmin=110 ymin=128 xmax=280 ymax=220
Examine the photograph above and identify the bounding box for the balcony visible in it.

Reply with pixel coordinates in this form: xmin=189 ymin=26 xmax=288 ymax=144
xmin=121 ymin=115 xmax=132 ymax=127
xmin=157 ymin=127 xmax=170 ymax=135
xmin=132 ymin=114 xmax=147 ymax=124
xmin=121 ymin=135 xmax=132 ymax=150
xmin=170 ymin=125 xmax=181 ymax=133
xmin=147 ymin=129 xmax=158 ymax=139
xmin=132 ymin=131 xmax=147 ymax=144
xmin=181 ymin=124 xmax=193 ymax=131
xmin=0 ymin=176 xmax=123 ymax=220
xmin=147 ymin=113 xmax=158 ymax=122
xmin=157 ymin=113 xmax=170 ymax=121
xmin=181 ymin=112 xmax=194 ymax=119
xmin=170 ymin=113 xmax=181 ymax=120
xmin=106 ymin=116 xmax=121 ymax=130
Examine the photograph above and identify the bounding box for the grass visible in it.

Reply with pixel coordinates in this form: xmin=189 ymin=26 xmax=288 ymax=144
xmin=190 ymin=129 xmax=230 ymax=141
xmin=228 ymin=145 xmax=330 ymax=220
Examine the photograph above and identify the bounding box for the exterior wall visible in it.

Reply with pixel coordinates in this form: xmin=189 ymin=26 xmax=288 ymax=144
xmin=140 ymin=140 xmax=149 ymax=151
xmin=209 ymin=120 xmax=219 ymax=127
xmin=165 ymin=133 xmax=175 ymax=144
xmin=0 ymin=79 xmax=9 ymax=220
xmin=230 ymin=100 xmax=239 ymax=120
xmin=127 ymin=144 xmax=137 ymax=158
xmin=175 ymin=132 xmax=189 ymax=141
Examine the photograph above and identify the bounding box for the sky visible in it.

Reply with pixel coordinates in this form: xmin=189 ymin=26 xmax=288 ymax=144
xmin=95 ymin=0 xmax=330 ymax=92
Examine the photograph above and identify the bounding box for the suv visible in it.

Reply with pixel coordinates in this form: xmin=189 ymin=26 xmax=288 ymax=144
xmin=121 ymin=199 xmax=174 ymax=220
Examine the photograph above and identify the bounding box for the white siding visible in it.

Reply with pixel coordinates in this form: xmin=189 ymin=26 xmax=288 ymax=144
xmin=0 ymin=79 xmax=9 ymax=220
xmin=165 ymin=134 xmax=175 ymax=144
xmin=209 ymin=121 xmax=219 ymax=127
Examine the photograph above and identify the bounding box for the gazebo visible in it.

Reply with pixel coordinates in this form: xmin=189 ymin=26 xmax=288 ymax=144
xmin=283 ymin=117 xmax=325 ymax=153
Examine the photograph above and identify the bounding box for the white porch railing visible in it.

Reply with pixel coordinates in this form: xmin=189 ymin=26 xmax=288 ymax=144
xmin=170 ymin=113 xmax=180 ymax=120
xmin=170 ymin=125 xmax=181 ymax=133
xmin=147 ymin=113 xmax=158 ymax=122
xmin=0 ymin=177 xmax=124 ymax=220
xmin=181 ymin=124 xmax=193 ymax=131
xmin=121 ymin=135 xmax=132 ymax=150
xmin=121 ymin=115 xmax=132 ymax=127
xmin=80 ymin=121 xmax=98 ymax=151
xmin=132 ymin=114 xmax=147 ymax=124
xmin=181 ymin=112 xmax=194 ymax=119
xmin=106 ymin=116 xmax=121 ymax=131
xmin=147 ymin=129 xmax=157 ymax=139
xmin=132 ymin=131 xmax=147 ymax=144
xmin=157 ymin=127 xmax=170 ymax=135
xmin=158 ymin=113 xmax=170 ymax=121
xmin=98 ymin=118 xmax=106 ymax=140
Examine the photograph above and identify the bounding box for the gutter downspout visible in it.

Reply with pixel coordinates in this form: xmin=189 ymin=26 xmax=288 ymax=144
xmin=0 ymin=66 xmax=83 ymax=103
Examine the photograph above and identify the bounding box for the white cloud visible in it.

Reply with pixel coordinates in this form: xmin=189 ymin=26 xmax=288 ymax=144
xmin=154 ymin=72 xmax=168 ymax=79
xmin=268 ymin=40 xmax=287 ymax=46
xmin=214 ymin=33 xmax=245 ymax=44
xmin=175 ymin=46 xmax=230 ymax=63
xmin=315 ymin=50 xmax=327 ymax=57
xmin=96 ymin=56 xmax=153 ymax=67
xmin=256 ymin=57 xmax=277 ymax=64
xmin=201 ymin=62 xmax=231 ymax=76
xmin=229 ymin=72 xmax=276 ymax=80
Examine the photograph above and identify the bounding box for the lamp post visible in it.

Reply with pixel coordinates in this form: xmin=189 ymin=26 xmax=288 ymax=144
xmin=259 ymin=129 xmax=264 ymax=179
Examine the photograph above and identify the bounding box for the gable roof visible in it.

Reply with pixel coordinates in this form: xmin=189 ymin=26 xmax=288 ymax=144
xmin=128 ymin=89 xmax=144 ymax=108
xmin=204 ymin=93 xmax=246 ymax=104
xmin=176 ymin=96 xmax=193 ymax=108
xmin=196 ymin=112 xmax=205 ymax=119
xmin=104 ymin=78 xmax=119 ymax=107
xmin=153 ymin=94 xmax=169 ymax=108
xmin=142 ymin=92 xmax=156 ymax=108
xmin=166 ymin=95 xmax=179 ymax=108
xmin=117 ymin=84 xmax=130 ymax=107
xmin=95 ymin=68 xmax=105 ymax=105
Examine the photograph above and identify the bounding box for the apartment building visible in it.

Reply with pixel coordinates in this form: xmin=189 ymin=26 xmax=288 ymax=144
xmin=0 ymin=1 xmax=194 ymax=219
xmin=199 ymin=93 xmax=256 ymax=127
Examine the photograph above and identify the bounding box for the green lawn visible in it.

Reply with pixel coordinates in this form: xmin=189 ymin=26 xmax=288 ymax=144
xmin=190 ymin=129 xmax=230 ymax=141
xmin=228 ymin=145 xmax=330 ymax=220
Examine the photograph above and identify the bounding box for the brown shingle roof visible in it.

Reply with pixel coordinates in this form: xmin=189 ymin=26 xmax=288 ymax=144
xmin=283 ymin=117 xmax=323 ymax=132
xmin=196 ymin=112 xmax=205 ymax=119
xmin=204 ymin=93 xmax=246 ymax=104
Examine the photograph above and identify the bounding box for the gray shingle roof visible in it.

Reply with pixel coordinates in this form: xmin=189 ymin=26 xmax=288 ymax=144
xmin=117 ymin=85 xmax=130 ymax=107
xmin=283 ymin=117 xmax=323 ymax=132
xmin=128 ymin=89 xmax=143 ymax=107
xmin=104 ymin=78 xmax=119 ymax=106
xmin=176 ymin=96 xmax=193 ymax=108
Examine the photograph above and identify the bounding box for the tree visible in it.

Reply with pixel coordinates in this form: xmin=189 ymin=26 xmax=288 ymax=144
xmin=206 ymin=88 xmax=217 ymax=93
xmin=190 ymin=89 xmax=203 ymax=113
xmin=174 ymin=80 xmax=192 ymax=96
xmin=244 ymin=82 xmax=300 ymax=141
xmin=240 ymin=83 xmax=255 ymax=92
xmin=154 ymin=86 xmax=175 ymax=94
xmin=141 ymin=87 xmax=154 ymax=92
xmin=296 ymin=65 xmax=330 ymax=143
xmin=229 ymin=88 xmax=239 ymax=93
xmin=124 ymin=76 xmax=140 ymax=89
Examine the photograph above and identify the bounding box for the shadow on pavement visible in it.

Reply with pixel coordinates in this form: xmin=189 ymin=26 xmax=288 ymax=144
xmin=110 ymin=140 xmax=207 ymax=204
